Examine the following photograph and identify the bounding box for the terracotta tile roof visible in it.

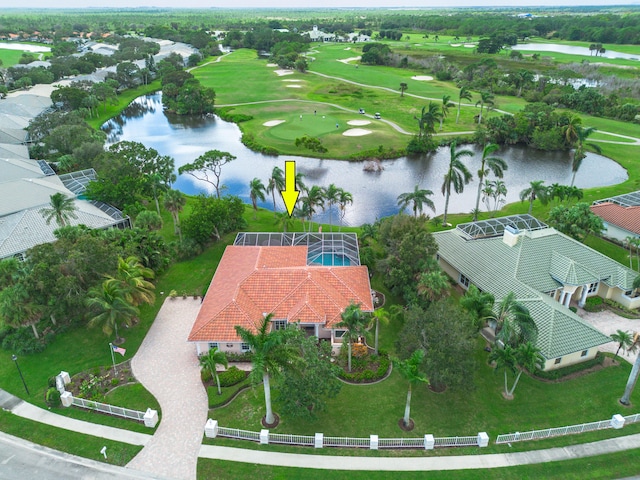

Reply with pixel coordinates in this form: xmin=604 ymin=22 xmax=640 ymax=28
xmin=590 ymin=202 xmax=640 ymax=235
xmin=188 ymin=246 xmax=373 ymax=342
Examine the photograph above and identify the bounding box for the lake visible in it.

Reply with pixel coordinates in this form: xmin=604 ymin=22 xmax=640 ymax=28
xmin=102 ymin=93 xmax=627 ymax=227
xmin=514 ymin=43 xmax=640 ymax=61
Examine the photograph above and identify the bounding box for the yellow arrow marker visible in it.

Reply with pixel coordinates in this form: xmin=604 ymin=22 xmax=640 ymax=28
xmin=280 ymin=160 xmax=300 ymax=217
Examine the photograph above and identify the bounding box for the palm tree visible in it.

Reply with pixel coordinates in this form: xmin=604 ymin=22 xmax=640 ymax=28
xmin=235 ymin=313 xmax=298 ymax=425
xmin=336 ymin=302 xmax=367 ymax=373
xmin=323 ymin=183 xmax=340 ymax=231
xmin=417 ymin=270 xmax=450 ymax=303
xmin=249 ymin=177 xmax=267 ymax=220
xmin=415 ymin=103 xmax=441 ymax=139
xmin=491 ymin=342 xmax=543 ymax=399
xmin=86 ymin=279 xmax=139 ymax=343
xmin=274 ymin=211 xmax=294 ymax=232
xmin=114 ymin=256 xmax=155 ymax=307
xmin=620 ymin=332 xmax=640 ymax=405
xmin=266 ymin=166 xmax=285 ymax=216
xmin=399 ymin=82 xmax=408 ymax=97
xmin=393 ymin=349 xmax=429 ymax=428
xmin=0 ymin=284 xmax=44 ymax=339
xmin=562 ymin=115 xmax=582 ymax=145
xmin=611 ymin=330 xmax=634 ymax=360
xmin=490 ymin=343 xmax=517 ymax=398
xmin=519 ymin=180 xmax=549 ymax=215
xmin=163 ymin=189 xmax=186 ymax=242
xmin=456 ymin=86 xmax=472 ymax=124
xmin=439 ymin=94 xmax=454 ymax=131
xmin=473 ymin=143 xmax=507 ymax=221
xmin=570 ymin=126 xmax=602 ymax=187
xmin=489 ymin=292 xmax=538 ymax=347
xmin=200 ymin=346 xmax=228 ymax=395
xmin=368 ymin=307 xmax=390 ymax=355
xmin=301 ymin=185 xmax=325 ymax=232
xmin=514 ymin=69 xmax=534 ymax=97
xmin=626 ymin=237 xmax=635 ymax=270
xmin=475 ymin=91 xmax=494 ymax=124
xmin=441 ymin=141 xmax=473 ymax=226
xmin=397 ymin=185 xmax=435 ymax=218
xmin=460 ymin=284 xmax=496 ymax=331
xmin=337 ymin=189 xmax=353 ymax=231
xmin=39 ymin=192 xmax=78 ymax=227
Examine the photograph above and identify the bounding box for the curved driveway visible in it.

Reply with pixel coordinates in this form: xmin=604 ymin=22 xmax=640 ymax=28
xmin=127 ymin=298 xmax=207 ymax=480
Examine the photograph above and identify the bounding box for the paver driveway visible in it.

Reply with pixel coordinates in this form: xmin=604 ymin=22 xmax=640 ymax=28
xmin=579 ymin=308 xmax=640 ymax=366
xmin=127 ymin=298 xmax=207 ymax=480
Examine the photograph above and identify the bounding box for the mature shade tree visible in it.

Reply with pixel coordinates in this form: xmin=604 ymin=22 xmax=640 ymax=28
xmin=178 ymin=150 xmax=236 ymax=199
xmin=86 ymin=278 xmax=139 ymax=343
xmin=337 ymin=189 xmax=353 ymax=231
xmin=40 ymin=193 xmax=78 ymax=227
xmin=439 ymin=94 xmax=454 ymax=131
xmin=399 ymin=82 xmax=408 ymax=97
xmin=249 ymin=177 xmax=267 ymax=220
xmin=547 ymin=203 xmax=604 ymax=242
xmin=570 ymin=126 xmax=602 ymax=187
xmin=460 ymin=284 xmax=495 ymax=331
xmin=182 ymin=195 xmax=245 ymax=245
xmin=473 ymin=143 xmax=507 ymax=221
xmin=276 ymin=331 xmax=342 ymax=418
xmin=397 ymin=185 xmax=435 ymax=218
xmin=441 ymin=141 xmax=473 ymax=226
xmin=336 ymin=302 xmax=367 ymax=373
xmin=393 ymin=349 xmax=429 ymax=429
xmin=235 ymin=313 xmax=299 ymax=426
xmin=519 ymin=180 xmax=549 ymax=215
xmin=266 ymin=166 xmax=285 ymax=216
xmin=475 ymin=91 xmax=495 ymax=124
xmin=200 ymin=346 xmax=228 ymax=395
xmin=163 ymin=189 xmax=186 ymax=242
xmin=489 ymin=292 xmax=538 ymax=347
xmin=491 ymin=342 xmax=544 ymax=399
xmin=456 ymin=86 xmax=472 ymax=124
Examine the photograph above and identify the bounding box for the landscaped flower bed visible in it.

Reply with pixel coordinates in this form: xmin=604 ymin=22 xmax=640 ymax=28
xmin=336 ymin=344 xmax=391 ymax=383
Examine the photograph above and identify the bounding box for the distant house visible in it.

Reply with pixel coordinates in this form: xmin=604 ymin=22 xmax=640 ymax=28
xmin=591 ymin=192 xmax=640 ymax=242
xmin=188 ymin=233 xmax=374 ymax=355
xmin=306 ymin=25 xmax=336 ymax=43
xmin=433 ymin=214 xmax=635 ymax=370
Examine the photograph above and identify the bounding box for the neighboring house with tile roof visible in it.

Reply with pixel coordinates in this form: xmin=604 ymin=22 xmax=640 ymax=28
xmin=433 ymin=214 xmax=636 ymax=371
xmin=188 ymin=233 xmax=373 ymax=355
xmin=591 ymin=192 xmax=640 ymax=242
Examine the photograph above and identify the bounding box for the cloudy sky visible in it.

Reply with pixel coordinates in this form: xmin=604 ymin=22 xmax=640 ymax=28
xmin=10 ymin=0 xmax=640 ymax=8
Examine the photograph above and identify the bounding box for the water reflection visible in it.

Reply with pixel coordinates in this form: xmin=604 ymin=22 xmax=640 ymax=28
xmin=514 ymin=43 xmax=640 ymax=61
xmin=103 ymin=93 xmax=628 ymax=226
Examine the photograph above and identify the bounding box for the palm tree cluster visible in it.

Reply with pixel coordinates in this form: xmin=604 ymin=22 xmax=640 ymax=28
xmin=519 ymin=181 xmax=584 ymax=215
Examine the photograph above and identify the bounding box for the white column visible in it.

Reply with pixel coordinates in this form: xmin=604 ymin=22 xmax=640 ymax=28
xmin=578 ymin=285 xmax=589 ymax=308
xmin=559 ymin=290 xmax=566 ymax=305
xmin=564 ymin=290 xmax=572 ymax=308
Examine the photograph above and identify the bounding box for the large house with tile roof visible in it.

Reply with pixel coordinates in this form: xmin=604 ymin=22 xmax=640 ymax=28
xmin=591 ymin=191 xmax=640 ymax=242
xmin=433 ymin=214 xmax=638 ymax=370
xmin=188 ymin=233 xmax=374 ymax=355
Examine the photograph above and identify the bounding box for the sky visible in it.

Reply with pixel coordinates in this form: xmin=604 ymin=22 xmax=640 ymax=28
xmin=8 ymin=0 xmax=640 ymax=9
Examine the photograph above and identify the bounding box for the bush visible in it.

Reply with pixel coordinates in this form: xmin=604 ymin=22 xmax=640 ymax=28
xmin=225 ymin=352 xmax=253 ymax=362
xmin=569 ymin=306 xmax=577 ymax=313
xmin=1 ymin=327 xmax=50 ymax=355
xmin=48 ymin=376 xmax=57 ymax=388
xmin=218 ymin=366 xmax=247 ymax=387
xmin=584 ymin=296 xmax=604 ymax=312
xmin=111 ymin=378 xmax=120 ymax=386
xmin=45 ymin=387 xmax=61 ymax=408
xmin=201 ymin=367 xmax=213 ymax=383
xmin=535 ymin=352 xmax=604 ymax=380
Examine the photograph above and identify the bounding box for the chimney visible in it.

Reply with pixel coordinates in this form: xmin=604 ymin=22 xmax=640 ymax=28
xmin=503 ymin=225 xmax=522 ymax=247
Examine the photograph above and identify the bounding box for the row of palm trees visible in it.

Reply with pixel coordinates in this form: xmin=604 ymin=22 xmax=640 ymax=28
xmin=396 ymin=141 xmax=508 ymax=225
xmin=249 ymin=166 xmax=353 ymax=231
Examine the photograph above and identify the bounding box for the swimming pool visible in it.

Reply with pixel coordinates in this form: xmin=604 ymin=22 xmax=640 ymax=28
xmin=309 ymin=253 xmax=351 ymax=266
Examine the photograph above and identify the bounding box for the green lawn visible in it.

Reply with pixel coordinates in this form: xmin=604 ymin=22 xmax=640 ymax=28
xmin=0 ymin=47 xmax=25 ymax=67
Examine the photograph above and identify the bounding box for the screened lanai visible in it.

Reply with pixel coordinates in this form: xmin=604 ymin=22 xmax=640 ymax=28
xmin=456 ymin=214 xmax=548 ymax=240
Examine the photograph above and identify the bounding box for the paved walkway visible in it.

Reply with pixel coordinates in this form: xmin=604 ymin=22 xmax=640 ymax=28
xmin=126 ymin=298 xmax=208 ymax=480
xmin=578 ymin=308 xmax=640 ymax=365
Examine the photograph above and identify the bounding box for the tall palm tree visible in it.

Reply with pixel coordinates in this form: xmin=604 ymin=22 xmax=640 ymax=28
xmin=460 ymin=284 xmax=496 ymax=331
xmin=473 ymin=143 xmax=507 ymax=221
xmin=39 ymin=192 xmax=78 ymax=227
xmin=336 ymin=302 xmax=367 ymax=373
xmin=200 ymin=346 xmax=228 ymax=395
xmin=416 ymin=270 xmax=450 ymax=303
xmin=611 ymin=330 xmax=634 ymax=360
xmin=397 ymin=185 xmax=435 ymax=218
xmin=475 ymin=91 xmax=494 ymax=124
xmin=337 ymin=189 xmax=353 ymax=231
xmin=416 ymin=103 xmax=441 ymax=139
xmin=323 ymin=183 xmax=340 ymax=231
xmin=0 ymin=283 xmax=44 ymax=339
xmin=620 ymin=332 xmax=640 ymax=405
xmin=570 ymin=126 xmax=602 ymax=187
xmin=456 ymin=86 xmax=472 ymax=124
xmin=163 ymin=189 xmax=186 ymax=242
xmin=266 ymin=166 xmax=285 ymax=216
xmin=441 ymin=141 xmax=473 ymax=226
xmin=514 ymin=69 xmax=534 ymax=97
xmin=519 ymin=180 xmax=549 ymax=215
xmin=369 ymin=307 xmax=389 ymax=355
xmin=235 ymin=313 xmax=298 ymax=425
xmin=491 ymin=342 xmax=543 ymax=399
xmin=86 ymin=279 xmax=139 ymax=342
xmin=562 ymin=114 xmax=582 ymax=145
xmin=302 ymin=185 xmax=325 ymax=232
xmin=114 ymin=256 xmax=155 ymax=307
xmin=399 ymin=82 xmax=408 ymax=97
xmin=490 ymin=343 xmax=517 ymax=398
xmin=249 ymin=177 xmax=267 ymax=220
xmin=274 ymin=211 xmax=294 ymax=232
xmin=488 ymin=292 xmax=538 ymax=347
xmin=439 ymin=94 xmax=454 ymax=131
xmin=393 ymin=349 xmax=429 ymax=428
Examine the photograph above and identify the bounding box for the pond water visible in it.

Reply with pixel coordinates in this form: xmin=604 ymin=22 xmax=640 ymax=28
xmin=102 ymin=93 xmax=627 ymax=227
xmin=0 ymin=42 xmax=51 ymax=53
xmin=514 ymin=43 xmax=640 ymax=61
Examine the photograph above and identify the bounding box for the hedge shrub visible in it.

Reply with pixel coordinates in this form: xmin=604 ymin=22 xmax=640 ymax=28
xmin=535 ymin=352 xmax=605 ymax=380
xmin=218 ymin=366 xmax=247 ymax=387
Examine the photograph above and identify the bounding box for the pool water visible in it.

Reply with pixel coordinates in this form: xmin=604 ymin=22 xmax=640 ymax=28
xmin=309 ymin=253 xmax=351 ymax=266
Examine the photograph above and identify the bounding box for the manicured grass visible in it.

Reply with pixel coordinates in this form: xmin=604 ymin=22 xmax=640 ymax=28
xmin=207 ymin=377 xmax=251 ymax=409
xmin=105 ymin=383 xmax=161 ymax=413
xmin=198 ymin=447 xmax=640 ymax=480
xmin=0 ymin=47 xmax=25 ymax=67
xmin=0 ymin=410 xmax=142 ymax=467
xmin=86 ymin=80 xmax=161 ymax=130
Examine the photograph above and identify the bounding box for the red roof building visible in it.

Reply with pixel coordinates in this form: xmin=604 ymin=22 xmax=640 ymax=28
xmin=188 ymin=239 xmax=373 ymax=355
xmin=590 ymin=202 xmax=640 ymax=241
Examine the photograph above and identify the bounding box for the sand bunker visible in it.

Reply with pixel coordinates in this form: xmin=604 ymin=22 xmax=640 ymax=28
xmin=344 ymin=47 xmax=351 ymax=50
xmin=274 ymin=69 xmax=294 ymax=76
xmin=283 ymin=79 xmax=303 ymax=82
xmin=266 ymin=63 xmax=278 ymax=67
xmin=451 ymin=43 xmax=462 ymax=47
xmin=464 ymin=44 xmax=475 ymax=48
xmin=347 ymin=119 xmax=371 ymax=126
xmin=343 ymin=128 xmax=372 ymax=137
xmin=338 ymin=56 xmax=361 ymax=64
xmin=411 ymin=75 xmax=434 ymax=81
xmin=286 ymin=85 xmax=302 ymax=88
xmin=263 ymin=120 xmax=286 ymax=127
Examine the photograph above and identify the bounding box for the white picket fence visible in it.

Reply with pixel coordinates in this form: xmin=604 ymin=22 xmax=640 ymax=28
xmin=71 ymin=397 xmax=146 ymax=422
xmin=210 ymin=422 xmax=487 ymax=449
xmin=495 ymin=413 xmax=640 ymax=444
